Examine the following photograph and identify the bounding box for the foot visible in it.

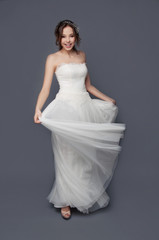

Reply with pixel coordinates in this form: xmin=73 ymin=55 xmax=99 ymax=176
xmin=61 ymin=206 xmax=71 ymax=220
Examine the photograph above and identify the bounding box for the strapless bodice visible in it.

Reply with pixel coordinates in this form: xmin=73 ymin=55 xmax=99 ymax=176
xmin=55 ymin=62 xmax=88 ymax=93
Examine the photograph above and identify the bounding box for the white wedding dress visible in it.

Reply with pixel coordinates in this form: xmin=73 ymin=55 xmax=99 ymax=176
xmin=38 ymin=62 xmax=126 ymax=214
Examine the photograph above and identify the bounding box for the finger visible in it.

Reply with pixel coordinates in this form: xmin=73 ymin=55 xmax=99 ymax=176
xmin=35 ymin=119 xmax=41 ymax=123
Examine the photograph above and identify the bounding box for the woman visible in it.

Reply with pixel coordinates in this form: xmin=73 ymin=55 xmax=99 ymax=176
xmin=34 ymin=19 xmax=126 ymax=220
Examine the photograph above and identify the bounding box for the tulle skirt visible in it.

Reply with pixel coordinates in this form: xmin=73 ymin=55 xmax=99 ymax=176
xmin=39 ymin=90 xmax=126 ymax=214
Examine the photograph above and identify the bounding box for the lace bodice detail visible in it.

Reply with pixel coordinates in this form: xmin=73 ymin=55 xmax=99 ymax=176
xmin=55 ymin=63 xmax=88 ymax=93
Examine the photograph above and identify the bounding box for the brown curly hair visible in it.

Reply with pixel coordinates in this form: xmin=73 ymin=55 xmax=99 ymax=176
xmin=54 ymin=19 xmax=81 ymax=53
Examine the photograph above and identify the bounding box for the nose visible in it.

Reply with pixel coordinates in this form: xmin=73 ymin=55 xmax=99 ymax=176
xmin=66 ymin=37 xmax=70 ymax=42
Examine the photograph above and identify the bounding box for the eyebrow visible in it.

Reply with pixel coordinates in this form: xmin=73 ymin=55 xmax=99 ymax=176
xmin=62 ymin=33 xmax=74 ymax=36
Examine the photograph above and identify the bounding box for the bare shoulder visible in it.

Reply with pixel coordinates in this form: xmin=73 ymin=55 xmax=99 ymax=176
xmin=46 ymin=52 xmax=58 ymax=63
xmin=45 ymin=52 xmax=60 ymax=71
xmin=78 ymin=50 xmax=86 ymax=62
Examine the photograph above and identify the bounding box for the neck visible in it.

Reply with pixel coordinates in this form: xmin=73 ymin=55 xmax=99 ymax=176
xmin=60 ymin=48 xmax=75 ymax=57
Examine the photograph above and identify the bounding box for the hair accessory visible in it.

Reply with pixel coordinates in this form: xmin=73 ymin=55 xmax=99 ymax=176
xmin=62 ymin=20 xmax=79 ymax=33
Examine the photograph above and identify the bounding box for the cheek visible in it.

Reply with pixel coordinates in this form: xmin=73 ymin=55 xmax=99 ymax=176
xmin=61 ymin=38 xmax=65 ymax=44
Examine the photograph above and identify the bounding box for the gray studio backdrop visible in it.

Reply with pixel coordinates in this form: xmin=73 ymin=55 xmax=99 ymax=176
xmin=0 ymin=0 xmax=158 ymax=240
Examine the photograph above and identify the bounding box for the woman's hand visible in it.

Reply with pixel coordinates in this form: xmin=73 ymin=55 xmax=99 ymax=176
xmin=34 ymin=110 xmax=42 ymax=123
xmin=105 ymin=98 xmax=116 ymax=105
xmin=110 ymin=99 xmax=116 ymax=105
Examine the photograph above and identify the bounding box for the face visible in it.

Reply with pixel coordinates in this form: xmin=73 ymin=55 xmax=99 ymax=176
xmin=60 ymin=26 xmax=76 ymax=51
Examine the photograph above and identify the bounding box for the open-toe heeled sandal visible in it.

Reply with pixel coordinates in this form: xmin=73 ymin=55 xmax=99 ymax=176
xmin=61 ymin=207 xmax=71 ymax=220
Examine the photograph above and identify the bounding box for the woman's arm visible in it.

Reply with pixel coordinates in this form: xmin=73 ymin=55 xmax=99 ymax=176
xmin=34 ymin=54 xmax=55 ymax=123
xmin=82 ymin=51 xmax=116 ymax=104
xmin=85 ymin=73 xmax=116 ymax=104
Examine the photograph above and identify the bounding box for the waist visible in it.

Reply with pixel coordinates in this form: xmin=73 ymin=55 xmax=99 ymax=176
xmin=55 ymin=90 xmax=91 ymax=102
xmin=57 ymin=89 xmax=89 ymax=95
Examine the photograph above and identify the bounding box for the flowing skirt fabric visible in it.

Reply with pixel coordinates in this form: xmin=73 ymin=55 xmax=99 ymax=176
xmin=39 ymin=91 xmax=126 ymax=214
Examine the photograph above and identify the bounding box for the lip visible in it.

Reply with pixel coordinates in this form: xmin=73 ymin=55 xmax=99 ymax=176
xmin=65 ymin=44 xmax=72 ymax=48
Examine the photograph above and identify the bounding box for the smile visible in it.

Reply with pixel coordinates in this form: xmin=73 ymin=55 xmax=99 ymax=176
xmin=65 ymin=44 xmax=72 ymax=47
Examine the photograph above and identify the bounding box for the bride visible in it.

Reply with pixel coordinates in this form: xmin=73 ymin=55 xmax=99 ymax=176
xmin=34 ymin=19 xmax=126 ymax=220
